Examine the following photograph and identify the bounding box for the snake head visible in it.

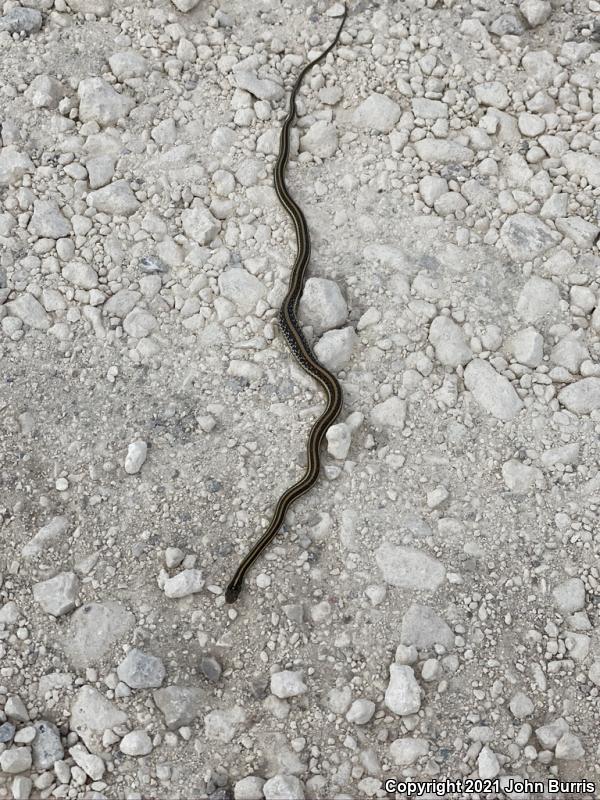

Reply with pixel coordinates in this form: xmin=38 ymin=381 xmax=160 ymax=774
xmin=225 ymin=581 xmax=242 ymax=604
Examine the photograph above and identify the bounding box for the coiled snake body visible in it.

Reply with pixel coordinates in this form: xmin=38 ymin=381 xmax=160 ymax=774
xmin=225 ymin=8 xmax=347 ymax=603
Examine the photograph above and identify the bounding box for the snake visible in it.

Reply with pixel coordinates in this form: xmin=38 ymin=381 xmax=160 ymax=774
xmin=225 ymin=7 xmax=347 ymax=604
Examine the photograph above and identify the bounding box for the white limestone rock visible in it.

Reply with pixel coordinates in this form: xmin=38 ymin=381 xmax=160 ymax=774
xmin=300 ymin=120 xmax=338 ymax=158
xmin=87 ymin=180 xmax=140 ymax=216
xmin=326 ymin=422 xmax=351 ymax=460
xmin=475 ymin=81 xmax=510 ymax=109
xmin=558 ymin=378 xmax=600 ymax=414
xmin=181 ymin=206 xmax=220 ymax=245
xmin=119 ymin=730 xmax=153 ymax=756
xmin=501 ymin=460 xmax=542 ymax=493
xmin=102 ymin=289 xmax=142 ymax=318
xmin=521 ymin=49 xmax=559 ymax=87
xmin=298 ymin=277 xmax=347 ymax=335
xmin=570 ymin=286 xmax=595 ymax=314
xmin=65 ymin=0 xmax=112 ymax=14
xmin=170 ymin=0 xmax=200 ymax=9
xmin=0 ymin=602 xmax=19 ymax=625
xmin=204 ymin=706 xmax=246 ymax=743
xmin=555 ymin=216 xmax=599 ymax=249
xmin=352 ymin=93 xmax=401 ymax=133
xmin=7 ymin=293 xmax=51 ymax=331
xmin=370 ymin=396 xmax=406 ymax=429
xmin=516 ymin=276 xmax=560 ymax=322
xmin=63 ymin=602 xmax=135 ymax=669
xmin=509 ymin=691 xmax=534 ymax=718
xmin=552 ymin=578 xmax=585 ymax=615
xmin=86 ymin=155 xmax=116 ymax=189
xmin=263 ymin=775 xmax=305 ymax=800
xmin=0 ymin=147 xmax=34 ymax=186
xmin=376 ymin=543 xmax=445 ymax=591
xmin=414 ymin=139 xmax=474 ymax=164
xmin=62 ymin=261 xmax=98 ymax=290
xmin=384 ymin=664 xmax=421 ymax=715
xmin=535 ymin=717 xmax=569 ymax=750
xmin=412 ymin=98 xmax=448 ymax=118
xmin=270 ymin=670 xmax=307 ymax=699
xmin=563 ymin=151 xmax=600 ymax=189
xmin=5 ymin=696 xmax=28 ymax=723
xmin=0 ymin=748 xmax=32 ymax=774
xmin=234 ymin=776 xmax=266 ymax=800
xmin=22 ymin=516 xmax=69 ymax=558
xmin=78 ymin=77 xmax=134 ymax=126
xmin=28 ymin=200 xmax=71 ymax=239
xmin=124 ymin=440 xmax=147 ymax=474
xmin=390 ymin=737 xmax=429 ymax=766
xmin=555 ymin=732 xmax=584 ymax=760
xmin=152 ymin=686 xmax=203 ymax=729
xmin=429 ymin=316 xmax=472 ymax=367
xmin=33 ymin=572 xmax=80 ymax=617
xmin=0 ymin=7 xmax=41 ymax=34
xmin=152 ymin=119 xmax=177 ymax=147
xmin=550 ymin=331 xmax=589 ymax=373
xmin=540 ymin=443 xmax=579 ymax=468
xmin=319 ymin=86 xmax=342 ymax=105
xmin=69 ymin=744 xmax=105 ymax=780
xmin=518 ymin=112 xmax=546 ymax=137
xmin=25 ymin=75 xmax=66 ymax=109
xmin=419 ymin=175 xmax=448 ymax=206
xmin=588 ymin=662 xmax=600 ymax=687
xmin=463 ymin=359 xmax=524 ymax=420
xmin=520 ymin=0 xmax=552 ymax=27
xmin=234 ymin=71 xmax=284 ymax=102
xmin=163 ymin=569 xmax=204 ymax=598
xmin=256 ymin=129 xmax=279 ymax=155
xmin=164 ymin=548 xmax=185 ymax=569
xmin=540 ymin=193 xmax=568 ymax=219
xmin=501 ymin=213 xmax=560 ymax=261
xmin=123 ymin=308 xmax=157 ymax=338
xmin=346 ymin=699 xmax=375 ymax=725
xmin=401 ymin=604 xmax=455 ymax=650
xmin=31 ymin=721 xmax=63 ymax=770
xmin=218 ymin=268 xmax=266 ymax=315
xmin=507 ymin=327 xmax=544 ymax=367
xmin=326 ymin=686 xmax=352 ymax=716
xmin=478 ymin=746 xmax=501 ymax=779
xmin=434 ymin=191 xmax=468 ymax=216
xmin=108 ymin=50 xmax=148 ymax=80
xmin=70 ymin=686 xmax=128 ymax=753
xmin=356 ymin=307 xmax=381 ymax=331
xmin=314 ymin=326 xmax=356 ymax=371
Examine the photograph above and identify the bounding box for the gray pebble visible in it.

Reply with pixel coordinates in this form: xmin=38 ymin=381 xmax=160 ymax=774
xmin=0 ymin=7 xmax=42 ymax=35
xmin=0 ymin=722 xmax=16 ymax=744
xmin=33 ymin=572 xmax=80 ymax=617
xmin=401 ymin=604 xmax=455 ymax=651
xmin=463 ymin=359 xmax=524 ymax=420
xmin=117 ymin=648 xmax=166 ymax=689
xmin=384 ymin=664 xmax=421 ymax=716
xmin=200 ymin=655 xmax=222 ymax=683
xmin=376 ymin=543 xmax=445 ymax=591
xmin=32 ymin=720 xmax=64 ymax=770
xmin=124 ymin=440 xmax=148 ymax=474
xmin=153 ymin=686 xmax=203 ymax=729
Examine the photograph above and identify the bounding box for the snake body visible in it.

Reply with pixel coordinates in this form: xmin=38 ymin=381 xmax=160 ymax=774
xmin=225 ymin=8 xmax=347 ymax=604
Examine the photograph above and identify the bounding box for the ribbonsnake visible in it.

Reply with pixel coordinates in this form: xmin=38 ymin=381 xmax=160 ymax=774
xmin=225 ymin=7 xmax=348 ymax=603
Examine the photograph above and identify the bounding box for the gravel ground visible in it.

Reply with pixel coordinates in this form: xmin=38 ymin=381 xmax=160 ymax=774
xmin=1 ymin=0 xmax=600 ymax=798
